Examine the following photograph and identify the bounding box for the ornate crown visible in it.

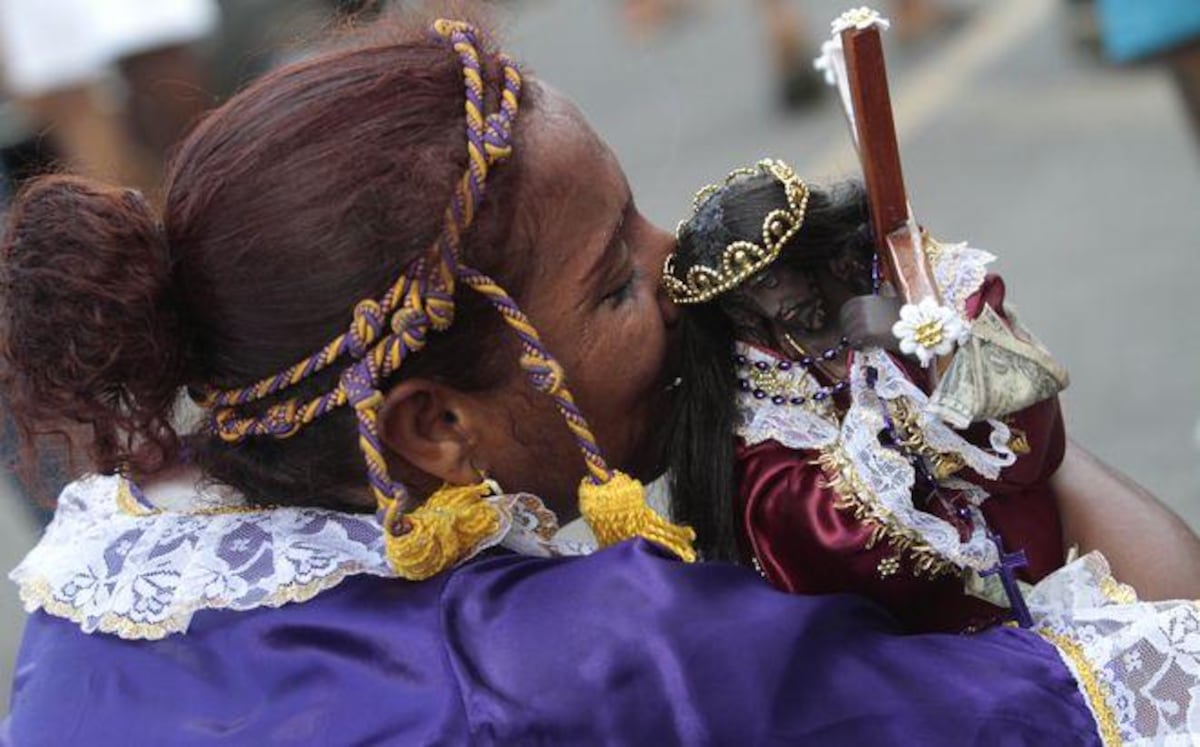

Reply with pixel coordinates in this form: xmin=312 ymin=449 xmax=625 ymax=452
xmin=661 ymin=158 xmax=810 ymax=305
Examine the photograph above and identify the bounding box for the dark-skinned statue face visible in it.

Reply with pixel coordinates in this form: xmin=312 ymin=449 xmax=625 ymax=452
xmin=739 ymin=264 xmax=829 ymax=335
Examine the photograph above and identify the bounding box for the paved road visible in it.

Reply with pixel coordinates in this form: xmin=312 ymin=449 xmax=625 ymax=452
xmin=2 ymin=0 xmax=1198 ymax=711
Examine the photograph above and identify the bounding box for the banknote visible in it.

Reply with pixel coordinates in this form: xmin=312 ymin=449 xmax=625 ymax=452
xmin=929 ymin=305 xmax=1069 ymax=428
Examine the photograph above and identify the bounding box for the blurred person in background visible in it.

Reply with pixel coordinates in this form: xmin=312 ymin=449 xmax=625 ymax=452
xmin=0 ymin=0 xmax=220 ymax=191
xmin=623 ymin=0 xmax=966 ymax=109
xmin=1097 ymin=0 xmax=1200 ymax=147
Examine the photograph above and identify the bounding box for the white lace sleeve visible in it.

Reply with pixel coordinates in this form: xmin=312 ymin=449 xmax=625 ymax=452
xmin=1031 ymin=553 xmax=1200 ymax=746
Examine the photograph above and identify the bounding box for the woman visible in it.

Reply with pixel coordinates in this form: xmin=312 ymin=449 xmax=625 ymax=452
xmin=2 ymin=12 xmax=1199 ymax=745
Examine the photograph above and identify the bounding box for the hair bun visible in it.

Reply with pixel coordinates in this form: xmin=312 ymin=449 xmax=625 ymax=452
xmin=1 ymin=175 xmax=185 ymax=475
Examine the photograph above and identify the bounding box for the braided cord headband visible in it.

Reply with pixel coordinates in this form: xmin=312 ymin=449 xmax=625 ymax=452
xmin=198 ymin=20 xmax=695 ymax=578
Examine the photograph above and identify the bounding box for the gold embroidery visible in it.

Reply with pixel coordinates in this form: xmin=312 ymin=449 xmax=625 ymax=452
xmin=748 ymin=366 xmax=789 ymax=397
xmin=1038 ymin=629 xmax=1123 ymax=747
xmin=1100 ymin=576 xmax=1138 ymax=606
xmin=817 ymin=446 xmax=958 ymax=579
xmin=750 ymin=556 xmax=768 ymax=581
xmin=876 ymin=556 xmax=901 ymax=578
xmin=115 ymin=479 xmax=161 ymax=517
xmin=884 ymin=398 xmax=966 ymax=480
xmin=1007 ymin=426 xmax=1032 ymax=456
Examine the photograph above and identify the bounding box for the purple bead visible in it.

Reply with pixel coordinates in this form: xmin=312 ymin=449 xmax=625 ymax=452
xmin=789 ymin=397 xmax=805 ymax=405
xmin=822 ymin=349 xmax=838 ymax=361
xmin=832 ymin=381 xmax=848 ymax=393
xmin=813 ymin=391 xmax=828 ymax=402
xmin=777 ymin=361 xmax=792 ymax=371
xmin=737 ymin=379 xmax=751 ymax=391
xmin=956 ymin=506 xmax=973 ymax=521
xmin=734 ymin=354 xmax=747 ymax=365
xmin=801 ymin=357 xmax=814 ymax=367
xmin=754 ymin=361 xmax=769 ymax=371
xmin=771 ymin=395 xmax=786 ymax=405
xmin=753 ymin=389 xmax=767 ymax=400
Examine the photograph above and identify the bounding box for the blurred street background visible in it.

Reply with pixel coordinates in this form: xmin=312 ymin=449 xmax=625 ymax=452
xmin=0 ymin=0 xmax=1198 ymax=711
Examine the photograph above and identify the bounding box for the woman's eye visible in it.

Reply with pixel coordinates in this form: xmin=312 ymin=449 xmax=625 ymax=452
xmin=604 ymin=269 xmax=638 ymax=308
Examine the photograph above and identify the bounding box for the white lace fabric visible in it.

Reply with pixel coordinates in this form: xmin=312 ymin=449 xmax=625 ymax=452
xmin=12 ymin=474 xmax=590 ymax=640
xmin=1031 ymin=553 xmax=1200 ymax=746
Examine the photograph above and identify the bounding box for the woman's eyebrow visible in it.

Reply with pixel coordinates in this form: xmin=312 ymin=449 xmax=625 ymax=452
xmin=582 ymin=195 xmax=633 ymax=286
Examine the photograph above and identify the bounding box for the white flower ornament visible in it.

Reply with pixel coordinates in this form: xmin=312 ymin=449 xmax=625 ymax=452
xmin=831 ymin=7 xmax=891 ymax=34
xmin=891 ymin=297 xmax=969 ymax=368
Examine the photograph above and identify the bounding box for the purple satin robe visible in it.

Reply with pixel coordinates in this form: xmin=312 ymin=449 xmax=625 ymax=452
xmin=4 ymin=540 xmax=1098 ymax=745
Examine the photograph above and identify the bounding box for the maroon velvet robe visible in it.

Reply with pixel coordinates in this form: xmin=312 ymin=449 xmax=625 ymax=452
xmin=735 ymin=275 xmax=1066 ymax=632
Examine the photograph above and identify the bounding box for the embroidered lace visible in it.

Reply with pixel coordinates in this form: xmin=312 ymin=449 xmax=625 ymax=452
xmin=12 ymin=474 xmax=589 ymax=640
xmin=1032 ymin=553 xmax=1200 ymax=746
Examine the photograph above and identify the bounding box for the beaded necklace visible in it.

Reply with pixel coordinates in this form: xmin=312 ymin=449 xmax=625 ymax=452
xmin=733 ymin=337 xmax=849 ymax=407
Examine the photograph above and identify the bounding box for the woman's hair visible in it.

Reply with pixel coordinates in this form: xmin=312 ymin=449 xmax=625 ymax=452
xmin=0 ymin=17 xmax=535 ymax=509
xmin=667 ymin=178 xmax=872 ymax=562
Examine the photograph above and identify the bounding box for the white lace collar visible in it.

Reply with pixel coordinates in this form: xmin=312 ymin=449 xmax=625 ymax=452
xmin=11 ymin=473 xmax=592 ymax=640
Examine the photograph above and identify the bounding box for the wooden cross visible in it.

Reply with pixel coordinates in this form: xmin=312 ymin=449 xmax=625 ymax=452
xmin=839 ymin=20 xmax=944 ymax=387
xmin=840 ymin=23 xmax=941 ymax=307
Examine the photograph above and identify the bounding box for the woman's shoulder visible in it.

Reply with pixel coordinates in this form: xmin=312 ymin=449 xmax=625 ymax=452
xmin=7 ymin=570 xmax=463 ymax=745
xmin=8 ymin=537 xmax=1109 ymax=746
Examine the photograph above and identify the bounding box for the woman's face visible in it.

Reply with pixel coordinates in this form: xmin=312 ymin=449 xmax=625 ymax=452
xmin=468 ymin=89 xmax=680 ymax=514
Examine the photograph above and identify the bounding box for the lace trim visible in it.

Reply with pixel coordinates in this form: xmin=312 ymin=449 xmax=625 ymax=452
xmin=837 ymin=351 xmax=1004 ymax=574
xmin=17 ymin=563 xmax=368 ymax=641
xmin=12 ymin=474 xmax=590 ymax=640
xmin=1040 ymin=629 xmax=1124 ymax=747
xmin=816 ymin=446 xmax=959 ymax=578
xmin=734 ymin=343 xmax=841 ymax=452
xmin=1030 ymin=552 xmax=1200 ymax=746
xmin=926 ymin=238 xmax=996 ymax=315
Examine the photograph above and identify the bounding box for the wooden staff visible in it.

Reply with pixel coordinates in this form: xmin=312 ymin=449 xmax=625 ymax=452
xmin=841 ymin=22 xmax=942 ymax=385
xmin=841 ymin=24 xmax=940 ymax=307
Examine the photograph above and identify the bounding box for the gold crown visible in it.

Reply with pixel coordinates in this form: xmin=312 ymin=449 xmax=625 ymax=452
xmin=661 ymin=158 xmax=810 ymax=305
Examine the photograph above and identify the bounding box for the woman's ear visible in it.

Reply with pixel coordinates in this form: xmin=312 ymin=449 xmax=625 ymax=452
xmin=376 ymin=380 xmax=483 ymax=488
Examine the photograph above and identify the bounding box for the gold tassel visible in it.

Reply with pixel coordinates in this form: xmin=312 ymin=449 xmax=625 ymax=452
xmin=384 ymin=482 xmax=502 ymax=581
xmin=578 ymin=471 xmax=697 ymax=562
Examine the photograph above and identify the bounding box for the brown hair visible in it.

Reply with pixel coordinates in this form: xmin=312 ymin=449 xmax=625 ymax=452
xmin=1 ymin=18 xmax=534 ymax=509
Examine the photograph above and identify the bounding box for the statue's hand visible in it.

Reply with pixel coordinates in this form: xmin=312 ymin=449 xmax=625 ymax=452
xmin=839 ymin=295 xmax=903 ymax=351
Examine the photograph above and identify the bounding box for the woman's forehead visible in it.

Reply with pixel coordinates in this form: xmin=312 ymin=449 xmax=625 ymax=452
xmin=518 ymin=88 xmax=629 ymax=278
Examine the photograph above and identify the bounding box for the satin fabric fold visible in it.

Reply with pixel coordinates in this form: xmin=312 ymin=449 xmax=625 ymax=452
xmin=7 ymin=540 xmax=1098 ymax=745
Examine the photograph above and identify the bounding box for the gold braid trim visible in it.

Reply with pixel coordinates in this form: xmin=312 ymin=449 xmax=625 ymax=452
xmin=1038 ymin=630 xmax=1124 ymax=747
xmin=384 ymin=482 xmax=503 ymax=581
xmin=579 ymin=471 xmax=697 ymax=562
xmin=816 ymin=446 xmax=958 ymax=579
